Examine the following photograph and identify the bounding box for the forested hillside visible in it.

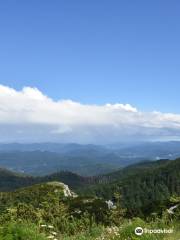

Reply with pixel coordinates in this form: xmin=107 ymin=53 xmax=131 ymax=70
xmin=80 ymin=158 xmax=180 ymax=217
xmin=1 ymin=158 xmax=180 ymax=219
xmin=0 ymin=168 xmax=90 ymax=191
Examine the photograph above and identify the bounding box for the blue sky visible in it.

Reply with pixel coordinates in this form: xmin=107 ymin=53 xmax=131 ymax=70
xmin=0 ymin=0 xmax=180 ymax=113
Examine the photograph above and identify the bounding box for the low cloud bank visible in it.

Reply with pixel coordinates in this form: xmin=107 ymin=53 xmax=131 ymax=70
xmin=0 ymin=85 xmax=180 ymax=143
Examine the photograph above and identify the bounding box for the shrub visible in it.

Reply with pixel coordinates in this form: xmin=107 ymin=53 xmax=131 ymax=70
xmin=0 ymin=222 xmax=47 ymax=240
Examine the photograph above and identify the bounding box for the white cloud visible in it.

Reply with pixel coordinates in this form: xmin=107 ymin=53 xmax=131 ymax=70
xmin=0 ymin=84 xmax=180 ymax=143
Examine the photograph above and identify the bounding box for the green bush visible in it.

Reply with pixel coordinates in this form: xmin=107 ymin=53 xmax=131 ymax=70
xmin=0 ymin=222 xmax=47 ymax=240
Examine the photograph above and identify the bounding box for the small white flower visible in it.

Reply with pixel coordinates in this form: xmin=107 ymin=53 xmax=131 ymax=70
xmin=48 ymin=225 xmax=54 ymax=229
xmin=167 ymin=205 xmax=178 ymax=214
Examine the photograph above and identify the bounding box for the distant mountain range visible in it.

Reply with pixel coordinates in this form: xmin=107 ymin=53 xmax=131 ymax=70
xmin=0 ymin=150 xmax=119 ymax=176
xmin=0 ymin=141 xmax=180 ymax=176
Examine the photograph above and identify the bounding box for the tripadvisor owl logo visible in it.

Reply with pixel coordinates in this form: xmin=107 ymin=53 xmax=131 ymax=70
xmin=135 ymin=227 xmax=144 ymax=236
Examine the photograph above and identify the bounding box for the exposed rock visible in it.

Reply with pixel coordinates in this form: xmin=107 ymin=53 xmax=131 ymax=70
xmin=47 ymin=181 xmax=77 ymax=198
xmin=105 ymin=200 xmax=116 ymax=209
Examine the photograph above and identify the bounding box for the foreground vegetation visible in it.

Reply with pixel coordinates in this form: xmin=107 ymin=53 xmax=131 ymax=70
xmin=0 ymin=158 xmax=179 ymax=239
xmin=0 ymin=182 xmax=179 ymax=239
